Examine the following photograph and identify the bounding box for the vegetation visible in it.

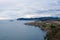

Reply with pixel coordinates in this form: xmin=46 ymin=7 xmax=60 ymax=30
xmin=44 ymin=23 xmax=60 ymax=40
xmin=25 ymin=21 xmax=60 ymax=40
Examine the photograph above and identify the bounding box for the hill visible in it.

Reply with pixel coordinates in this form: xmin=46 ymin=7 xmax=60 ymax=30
xmin=17 ymin=17 xmax=60 ymax=21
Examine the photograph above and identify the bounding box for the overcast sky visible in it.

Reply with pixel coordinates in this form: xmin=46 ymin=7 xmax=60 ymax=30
xmin=0 ymin=0 xmax=60 ymax=19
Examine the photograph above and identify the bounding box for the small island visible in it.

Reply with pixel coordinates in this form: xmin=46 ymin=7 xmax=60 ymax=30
xmin=25 ymin=20 xmax=60 ymax=40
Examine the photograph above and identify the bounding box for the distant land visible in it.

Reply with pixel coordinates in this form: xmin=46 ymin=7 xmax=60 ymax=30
xmin=17 ymin=17 xmax=60 ymax=21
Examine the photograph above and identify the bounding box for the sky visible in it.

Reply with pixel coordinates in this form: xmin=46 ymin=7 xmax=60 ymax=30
xmin=0 ymin=0 xmax=60 ymax=19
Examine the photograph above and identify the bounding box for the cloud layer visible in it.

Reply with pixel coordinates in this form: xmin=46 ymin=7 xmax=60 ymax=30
xmin=0 ymin=0 xmax=60 ymax=19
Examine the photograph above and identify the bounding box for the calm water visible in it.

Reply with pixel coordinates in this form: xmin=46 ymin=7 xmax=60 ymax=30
xmin=0 ymin=20 xmax=46 ymax=40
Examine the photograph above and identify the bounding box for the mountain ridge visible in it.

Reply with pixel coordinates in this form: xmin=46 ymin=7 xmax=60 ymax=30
xmin=17 ymin=17 xmax=60 ymax=21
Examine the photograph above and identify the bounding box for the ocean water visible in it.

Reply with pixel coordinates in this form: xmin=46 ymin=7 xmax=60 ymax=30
xmin=0 ymin=20 xmax=46 ymax=40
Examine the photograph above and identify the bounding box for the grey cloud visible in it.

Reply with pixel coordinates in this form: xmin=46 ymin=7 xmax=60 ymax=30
xmin=34 ymin=9 xmax=60 ymax=13
xmin=0 ymin=0 xmax=60 ymax=19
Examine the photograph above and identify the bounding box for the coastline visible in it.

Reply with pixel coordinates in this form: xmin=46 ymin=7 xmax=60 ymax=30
xmin=25 ymin=21 xmax=60 ymax=40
